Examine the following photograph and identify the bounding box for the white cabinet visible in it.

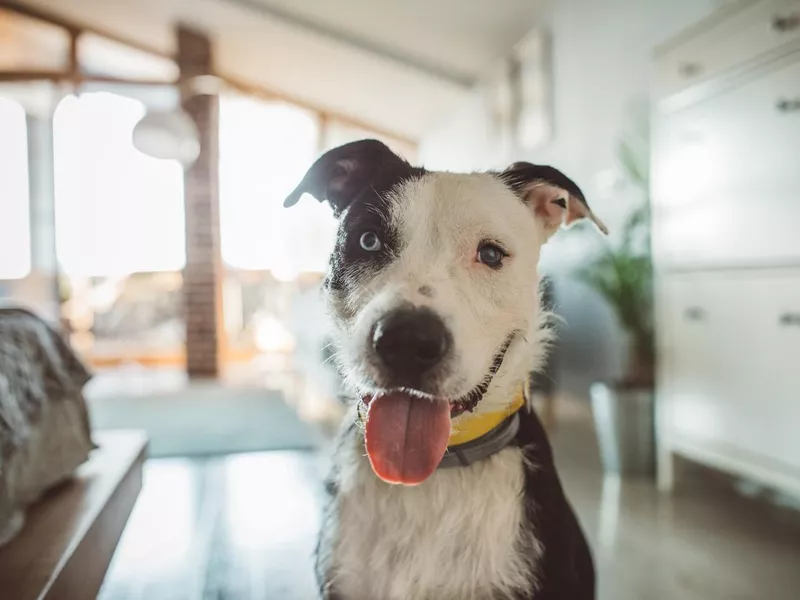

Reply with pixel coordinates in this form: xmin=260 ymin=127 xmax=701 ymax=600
xmin=653 ymin=0 xmax=800 ymax=496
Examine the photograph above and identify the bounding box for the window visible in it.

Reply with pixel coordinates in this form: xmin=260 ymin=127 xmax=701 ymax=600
xmin=219 ymin=94 xmax=337 ymax=280
xmin=78 ymin=33 xmax=179 ymax=83
xmin=0 ymin=97 xmax=31 ymax=279
xmin=53 ymin=91 xmax=185 ymax=276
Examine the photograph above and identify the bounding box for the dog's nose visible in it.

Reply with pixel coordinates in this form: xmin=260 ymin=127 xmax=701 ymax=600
xmin=372 ymin=308 xmax=451 ymax=378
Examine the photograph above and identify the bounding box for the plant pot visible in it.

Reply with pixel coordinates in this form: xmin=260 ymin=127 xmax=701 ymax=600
xmin=590 ymin=382 xmax=655 ymax=477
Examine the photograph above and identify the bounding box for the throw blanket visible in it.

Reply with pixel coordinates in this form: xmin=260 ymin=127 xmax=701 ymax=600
xmin=0 ymin=308 xmax=92 ymax=464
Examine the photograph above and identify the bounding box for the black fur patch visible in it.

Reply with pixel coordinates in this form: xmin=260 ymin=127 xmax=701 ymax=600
xmin=285 ymin=139 xmax=426 ymax=291
xmin=511 ymin=407 xmax=596 ymax=599
xmin=327 ymin=163 xmax=425 ymax=291
xmin=326 ymin=188 xmax=398 ymax=292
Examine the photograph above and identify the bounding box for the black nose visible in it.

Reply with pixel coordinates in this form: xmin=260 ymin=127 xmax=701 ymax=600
xmin=372 ymin=308 xmax=451 ymax=379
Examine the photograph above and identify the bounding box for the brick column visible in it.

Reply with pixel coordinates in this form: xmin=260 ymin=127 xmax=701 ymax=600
xmin=177 ymin=25 xmax=223 ymax=378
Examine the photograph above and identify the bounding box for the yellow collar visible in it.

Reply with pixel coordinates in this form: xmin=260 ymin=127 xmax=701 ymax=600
xmin=447 ymin=385 xmax=526 ymax=447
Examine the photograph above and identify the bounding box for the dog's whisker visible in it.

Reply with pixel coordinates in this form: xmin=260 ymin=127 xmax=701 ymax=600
xmin=323 ymin=352 xmax=341 ymax=364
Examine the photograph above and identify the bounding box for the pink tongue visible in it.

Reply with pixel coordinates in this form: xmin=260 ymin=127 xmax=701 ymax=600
xmin=365 ymin=393 xmax=451 ymax=485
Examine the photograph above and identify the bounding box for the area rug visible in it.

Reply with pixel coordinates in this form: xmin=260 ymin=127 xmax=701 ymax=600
xmin=87 ymin=384 xmax=323 ymax=458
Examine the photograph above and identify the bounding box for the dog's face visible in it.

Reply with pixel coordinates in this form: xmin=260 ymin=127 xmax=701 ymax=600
xmin=286 ymin=140 xmax=606 ymax=485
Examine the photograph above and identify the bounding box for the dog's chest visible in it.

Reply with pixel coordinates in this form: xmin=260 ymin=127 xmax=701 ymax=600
xmin=328 ymin=438 xmax=538 ymax=600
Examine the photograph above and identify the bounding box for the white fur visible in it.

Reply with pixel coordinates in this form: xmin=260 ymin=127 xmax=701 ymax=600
xmin=328 ymin=408 xmax=542 ymax=600
xmin=323 ymin=172 xmax=563 ymax=598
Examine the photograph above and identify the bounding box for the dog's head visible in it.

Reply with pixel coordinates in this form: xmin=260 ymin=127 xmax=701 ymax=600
xmin=286 ymin=139 xmax=606 ymax=485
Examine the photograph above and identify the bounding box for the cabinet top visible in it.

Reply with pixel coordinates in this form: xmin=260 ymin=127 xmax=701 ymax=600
xmin=653 ymin=0 xmax=758 ymax=58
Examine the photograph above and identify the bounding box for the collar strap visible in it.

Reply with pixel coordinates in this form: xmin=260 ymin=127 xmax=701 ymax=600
xmin=438 ymin=410 xmax=521 ymax=468
xmin=447 ymin=387 xmax=525 ymax=446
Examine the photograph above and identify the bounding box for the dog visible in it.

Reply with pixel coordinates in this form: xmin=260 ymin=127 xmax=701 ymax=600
xmin=284 ymin=139 xmax=606 ymax=600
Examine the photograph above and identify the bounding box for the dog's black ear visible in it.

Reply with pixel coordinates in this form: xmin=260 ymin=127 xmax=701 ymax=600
xmin=284 ymin=139 xmax=411 ymax=216
xmin=500 ymin=162 xmax=608 ymax=235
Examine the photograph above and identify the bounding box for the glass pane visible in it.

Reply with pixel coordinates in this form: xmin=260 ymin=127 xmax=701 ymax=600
xmin=79 ymin=80 xmax=180 ymax=112
xmin=219 ymin=93 xmax=333 ymax=366
xmin=53 ymin=92 xmax=185 ymax=276
xmin=0 ymin=96 xmax=31 ymax=279
xmin=78 ymin=33 xmax=179 ymax=82
xmin=219 ymin=93 xmax=334 ymax=277
xmin=0 ymin=8 xmax=71 ymax=72
xmin=323 ymin=118 xmax=417 ymax=162
xmin=53 ymin=91 xmax=186 ymax=362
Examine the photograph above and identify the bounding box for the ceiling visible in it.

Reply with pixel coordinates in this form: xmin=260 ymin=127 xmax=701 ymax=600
xmin=13 ymin=0 xmax=539 ymax=140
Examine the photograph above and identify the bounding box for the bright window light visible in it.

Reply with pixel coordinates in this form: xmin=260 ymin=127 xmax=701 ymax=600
xmin=0 ymin=96 xmax=31 ymax=280
xmin=53 ymin=92 xmax=185 ymax=277
xmin=219 ymin=94 xmax=337 ymax=278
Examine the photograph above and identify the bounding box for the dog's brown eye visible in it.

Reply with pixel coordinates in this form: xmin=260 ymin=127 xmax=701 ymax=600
xmin=360 ymin=231 xmax=382 ymax=252
xmin=477 ymin=243 xmax=506 ymax=269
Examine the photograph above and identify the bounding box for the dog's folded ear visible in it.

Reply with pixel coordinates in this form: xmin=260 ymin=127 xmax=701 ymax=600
xmin=284 ymin=139 xmax=412 ymax=216
xmin=500 ymin=162 xmax=608 ymax=236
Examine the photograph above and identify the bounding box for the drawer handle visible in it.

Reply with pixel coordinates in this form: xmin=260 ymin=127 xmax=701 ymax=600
xmin=684 ymin=307 xmax=707 ymax=321
xmin=678 ymin=62 xmax=703 ymax=78
xmin=776 ymin=98 xmax=800 ymax=113
xmin=772 ymin=13 xmax=800 ymax=33
xmin=778 ymin=313 xmax=800 ymax=327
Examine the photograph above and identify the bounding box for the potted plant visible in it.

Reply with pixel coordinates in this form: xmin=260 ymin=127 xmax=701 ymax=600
xmin=574 ymin=117 xmax=656 ymax=477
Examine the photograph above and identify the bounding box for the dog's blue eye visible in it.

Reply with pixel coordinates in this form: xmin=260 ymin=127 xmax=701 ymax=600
xmin=477 ymin=243 xmax=506 ymax=268
xmin=359 ymin=231 xmax=382 ymax=252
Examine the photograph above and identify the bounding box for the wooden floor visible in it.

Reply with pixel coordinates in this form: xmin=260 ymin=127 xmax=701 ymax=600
xmin=97 ymin=451 xmax=328 ymax=600
xmin=97 ymin=404 xmax=800 ymax=600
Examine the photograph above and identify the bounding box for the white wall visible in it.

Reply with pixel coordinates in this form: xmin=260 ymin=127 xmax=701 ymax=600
xmin=420 ymin=0 xmax=722 ymax=397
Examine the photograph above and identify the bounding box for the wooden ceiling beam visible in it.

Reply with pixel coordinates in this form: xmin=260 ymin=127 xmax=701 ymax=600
xmin=0 ymin=1 xmax=418 ymax=147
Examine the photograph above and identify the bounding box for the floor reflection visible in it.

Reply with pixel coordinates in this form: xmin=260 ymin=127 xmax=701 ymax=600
xmin=597 ymin=474 xmax=621 ymax=553
xmin=98 ymin=452 xmax=328 ymax=600
xmin=99 ymin=401 xmax=800 ymax=600
xmin=211 ymin=453 xmax=326 ymax=600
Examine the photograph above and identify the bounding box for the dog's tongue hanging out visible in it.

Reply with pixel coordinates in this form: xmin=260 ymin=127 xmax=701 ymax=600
xmin=364 ymin=393 xmax=451 ymax=485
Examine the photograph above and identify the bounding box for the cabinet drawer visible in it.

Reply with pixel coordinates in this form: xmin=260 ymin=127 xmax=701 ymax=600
xmin=652 ymin=57 xmax=800 ymax=268
xmin=656 ymin=0 xmax=800 ymax=99
xmin=657 ymin=270 xmax=800 ymax=468
xmin=657 ymin=276 xmax=730 ymax=444
xmin=653 ymin=194 xmax=800 ymax=269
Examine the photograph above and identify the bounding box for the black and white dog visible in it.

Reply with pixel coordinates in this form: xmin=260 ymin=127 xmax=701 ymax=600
xmin=285 ymin=140 xmax=606 ymax=600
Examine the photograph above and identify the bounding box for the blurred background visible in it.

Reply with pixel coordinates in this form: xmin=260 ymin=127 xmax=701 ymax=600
xmin=0 ymin=0 xmax=798 ymax=599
